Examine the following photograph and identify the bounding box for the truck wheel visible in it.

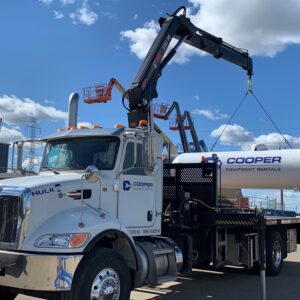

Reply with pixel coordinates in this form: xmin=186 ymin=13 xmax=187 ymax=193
xmin=69 ymin=248 xmax=131 ymax=300
xmin=0 ymin=288 xmax=18 ymax=300
xmin=266 ymin=231 xmax=283 ymax=276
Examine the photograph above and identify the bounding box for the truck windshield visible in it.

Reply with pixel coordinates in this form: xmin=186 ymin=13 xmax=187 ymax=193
xmin=41 ymin=137 xmax=119 ymax=171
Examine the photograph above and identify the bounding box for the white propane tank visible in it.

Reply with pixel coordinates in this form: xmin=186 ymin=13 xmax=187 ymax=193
xmin=173 ymin=149 xmax=300 ymax=190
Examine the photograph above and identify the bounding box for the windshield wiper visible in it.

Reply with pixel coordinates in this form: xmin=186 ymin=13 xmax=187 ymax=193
xmin=44 ymin=167 xmax=60 ymax=175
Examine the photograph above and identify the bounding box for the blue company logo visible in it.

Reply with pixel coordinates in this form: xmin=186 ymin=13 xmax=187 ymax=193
xmin=123 ymin=181 xmax=132 ymax=191
xmin=227 ymin=156 xmax=281 ymax=164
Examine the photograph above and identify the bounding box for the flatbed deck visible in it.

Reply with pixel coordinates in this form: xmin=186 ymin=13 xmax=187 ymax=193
xmin=265 ymin=216 xmax=300 ymax=225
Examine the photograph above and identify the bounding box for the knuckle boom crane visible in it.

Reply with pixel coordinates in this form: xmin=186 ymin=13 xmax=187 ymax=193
xmin=125 ymin=6 xmax=253 ymax=128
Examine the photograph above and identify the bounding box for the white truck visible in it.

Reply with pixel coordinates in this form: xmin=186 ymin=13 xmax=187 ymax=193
xmin=0 ymin=6 xmax=299 ymax=300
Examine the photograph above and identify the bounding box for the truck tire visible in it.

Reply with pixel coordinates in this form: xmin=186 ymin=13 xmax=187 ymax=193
xmin=0 ymin=288 xmax=18 ymax=300
xmin=266 ymin=231 xmax=283 ymax=276
xmin=65 ymin=248 xmax=131 ymax=300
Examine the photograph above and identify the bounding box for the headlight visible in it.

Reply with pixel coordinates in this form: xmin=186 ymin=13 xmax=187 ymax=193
xmin=34 ymin=233 xmax=89 ymax=248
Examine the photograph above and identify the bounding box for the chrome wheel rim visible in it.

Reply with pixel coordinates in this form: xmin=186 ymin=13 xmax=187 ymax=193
xmin=90 ymin=267 xmax=120 ymax=300
xmin=272 ymin=241 xmax=282 ymax=268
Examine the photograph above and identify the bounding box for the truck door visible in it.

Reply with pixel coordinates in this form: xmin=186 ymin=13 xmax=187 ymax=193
xmin=118 ymin=140 xmax=156 ymax=228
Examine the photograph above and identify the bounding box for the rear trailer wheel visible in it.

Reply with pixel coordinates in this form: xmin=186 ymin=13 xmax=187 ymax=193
xmin=69 ymin=248 xmax=131 ymax=300
xmin=266 ymin=231 xmax=283 ymax=276
xmin=0 ymin=288 xmax=18 ymax=300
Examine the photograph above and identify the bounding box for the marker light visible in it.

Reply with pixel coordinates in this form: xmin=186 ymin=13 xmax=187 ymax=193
xmin=139 ymin=120 xmax=148 ymax=127
xmin=70 ymin=233 xmax=89 ymax=247
xmin=114 ymin=124 xmax=125 ymax=128
xmin=67 ymin=126 xmax=77 ymax=131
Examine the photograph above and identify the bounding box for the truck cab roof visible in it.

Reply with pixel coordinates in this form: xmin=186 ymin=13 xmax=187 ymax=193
xmin=44 ymin=127 xmax=126 ymax=141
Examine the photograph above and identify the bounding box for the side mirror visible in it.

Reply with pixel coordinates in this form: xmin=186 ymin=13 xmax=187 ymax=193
xmin=83 ymin=165 xmax=100 ymax=183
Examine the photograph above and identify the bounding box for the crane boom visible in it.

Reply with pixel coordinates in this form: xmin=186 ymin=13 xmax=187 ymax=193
xmin=126 ymin=6 xmax=253 ymax=126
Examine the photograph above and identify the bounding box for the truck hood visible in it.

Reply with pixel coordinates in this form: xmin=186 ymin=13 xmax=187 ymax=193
xmin=0 ymin=171 xmax=104 ymax=252
xmin=0 ymin=171 xmax=82 ymax=189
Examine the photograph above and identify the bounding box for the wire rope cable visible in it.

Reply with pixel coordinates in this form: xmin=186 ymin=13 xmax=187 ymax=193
xmin=210 ymin=82 xmax=292 ymax=151
xmin=248 ymin=90 xmax=292 ymax=149
xmin=210 ymin=91 xmax=250 ymax=151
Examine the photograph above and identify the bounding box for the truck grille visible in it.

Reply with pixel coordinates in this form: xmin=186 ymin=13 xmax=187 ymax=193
xmin=0 ymin=195 xmax=22 ymax=245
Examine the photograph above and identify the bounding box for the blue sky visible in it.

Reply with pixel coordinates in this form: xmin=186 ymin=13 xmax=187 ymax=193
xmin=0 ymin=0 xmax=300 ymax=210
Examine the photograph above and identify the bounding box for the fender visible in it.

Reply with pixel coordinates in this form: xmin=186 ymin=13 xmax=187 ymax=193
xmin=84 ymin=228 xmax=138 ymax=271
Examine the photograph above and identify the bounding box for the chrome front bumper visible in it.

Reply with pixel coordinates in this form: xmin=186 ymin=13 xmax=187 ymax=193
xmin=0 ymin=250 xmax=83 ymax=291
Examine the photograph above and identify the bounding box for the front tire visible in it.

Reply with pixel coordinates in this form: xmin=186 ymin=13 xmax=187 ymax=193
xmin=266 ymin=231 xmax=283 ymax=276
xmin=68 ymin=248 xmax=131 ymax=300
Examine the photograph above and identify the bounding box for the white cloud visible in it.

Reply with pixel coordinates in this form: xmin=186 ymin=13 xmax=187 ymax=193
xmin=121 ymin=0 xmax=300 ymax=63
xmin=134 ymin=14 xmax=138 ymax=20
xmin=53 ymin=10 xmax=64 ymax=19
xmin=70 ymin=1 xmax=98 ymax=26
xmin=210 ymin=123 xmax=300 ymax=150
xmin=210 ymin=124 xmax=253 ymax=146
xmin=120 ymin=20 xmax=201 ymax=64
xmin=193 ymin=108 xmax=228 ymax=120
xmin=60 ymin=0 xmax=76 ymax=5
xmin=254 ymin=133 xmax=299 ymax=149
xmin=0 ymin=127 xmax=24 ymax=144
xmin=121 ymin=21 xmax=160 ymax=60
xmin=0 ymin=95 xmax=68 ymax=125
xmin=39 ymin=0 xmax=53 ymax=5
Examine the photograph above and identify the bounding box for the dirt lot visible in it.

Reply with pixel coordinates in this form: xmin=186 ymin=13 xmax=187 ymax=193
xmin=17 ymin=247 xmax=300 ymax=300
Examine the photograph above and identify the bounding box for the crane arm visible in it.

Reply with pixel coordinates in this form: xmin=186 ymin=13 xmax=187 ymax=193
xmin=126 ymin=6 xmax=253 ymax=116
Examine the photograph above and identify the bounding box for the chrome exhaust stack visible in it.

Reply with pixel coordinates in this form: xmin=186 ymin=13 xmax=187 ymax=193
xmin=68 ymin=93 xmax=79 ymax=128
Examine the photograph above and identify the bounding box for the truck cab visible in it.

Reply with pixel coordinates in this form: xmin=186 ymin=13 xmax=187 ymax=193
xmin=39 ymin=126 xmax=163 ymax=232
xmin=0 ymin=126 xmax=173 ymax=300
